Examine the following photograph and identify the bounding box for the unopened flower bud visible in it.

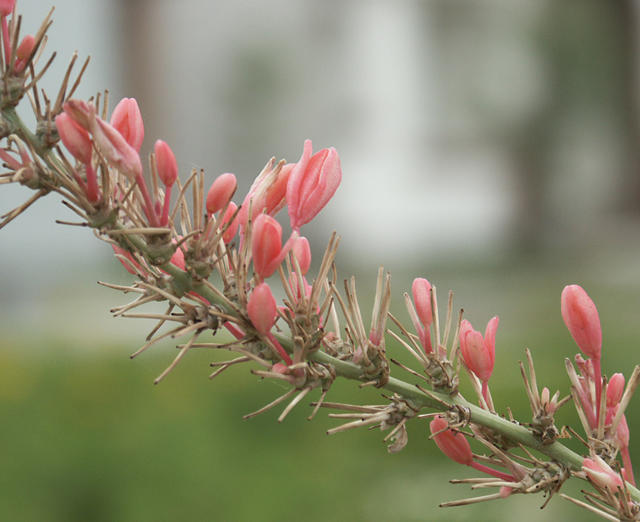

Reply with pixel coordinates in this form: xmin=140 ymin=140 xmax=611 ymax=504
xmin=429 ymin=416 xmax=473 ymax=466
xmin=206 ymin=173 xmax=237 ymax=214
xmin=286 ymin=139 xmax=341 ymax=230
xmin=412 ymin=278 xmax=433 ymax=328
xmin=247 ymin=282 xmax=277 ymax=335
xmin=561 ymin=284 xmax=602 ymax=361
xmin=93 ymin=118 xmax=143 ymax=180
xmin=583 ymin=456 xmax=623 ymax=491
xmin=14 ymin=34 xmax=35 ymax=73
xmin=459 ymin=316 xmax=499 ymax=384
xmin=154 ymin=140 xmax=177 ymax=187
xmin=110 ymin=97 xmax=144 ymax=152
xmin=63 ymin=99 xmax=96 ymax=131
xmin=0 ymin=0 xmax=15 ymax=16
xmin=55 ymin=113 xmax=92 ymax=164
xmin=252 ymin=214 xmax=285 ymax=279
xmin=291 ymin=235 xmax=311 ymax=275
xmin=220 ymin=202 xmax=239 ymax=244
xmin=607 ymin=373 xmax=625 ymax=408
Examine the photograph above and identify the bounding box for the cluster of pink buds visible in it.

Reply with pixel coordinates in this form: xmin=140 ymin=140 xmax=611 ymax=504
xmin=56 ymin=98 xmax=180 ymax=229
xmin=459 ymin=316 xmax=499 ymax=406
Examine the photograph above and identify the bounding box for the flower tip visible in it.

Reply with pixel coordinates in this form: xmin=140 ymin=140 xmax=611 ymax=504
xmin=247 ymin=282 xmax=277 ymax=335
xmin=561 ymin=284 xmax=602 ymax=360
xmin=206 ymin=173 xmax=237 ymax=215
xmin=154 ymin=139 xmax=178 ymax=187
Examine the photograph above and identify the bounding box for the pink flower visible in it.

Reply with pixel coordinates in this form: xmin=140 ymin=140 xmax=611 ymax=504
xmin=14 ymin=34 xmax=35 ymax=73
xmin=561 ymin=285 xmax=602 ymax=361
xmin=55 ymin=113 xmax=92 ymax=164
xmin=154 ymin=140 xmax=178 ymax=187
xmin=411 ymin=277 xmax=433 ymax=353
xmin=459 ymin=317 xmax=499 ymax=385
xmin=291 ymin=235 xmax=311 ymax=275
xmin=110 ymin=98 xmax=144 ymax=152
xmin=286 ymin=139 xmax=341 ymax=230
xmin=430 ymin=416 xmax=473 ymax=466
xmin=607 ymin=373 xmax=625 ymax=408
xmin=238 ymin=162 xmax=292 ymax=229
xmin=206 ymin=173 xmax=237 ymax=215
xmin=247 ymin=282 xmax=277 ymax=335
xmin=92 ymin=118 xmax=143 ymax=180
xmin=583 ymin=456 xmax=623 ymax=491
xmin=0 ymin=0 xmax=14 ymax=16
xmin=252 ymin=214 xmax=286 ymax=279
xmin=220 ymin=202 xmax=239 ymax=244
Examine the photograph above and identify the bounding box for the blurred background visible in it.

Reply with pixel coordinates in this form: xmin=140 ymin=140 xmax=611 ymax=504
xmin=2 ymin=0 xmax=640 ymax=520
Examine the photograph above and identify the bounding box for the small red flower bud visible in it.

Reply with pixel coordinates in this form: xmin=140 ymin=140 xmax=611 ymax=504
xmin=220 ymin=202 xmax=239 ymax=244
xmin=286 ymin=139 xmax=341 ymax=231
xmin=110 ymin=97 xmax=144 ymax=152
xmin=252 ymin=214 xmax=285 ymax=279
xmin=0 ymin=0 xmax=15 ymax=16
xmin=583 ymin=456 xmax=623 ymax=491
xmin=607 ymin=373 xmax=625 ymax=408
xmin=55 ymin=113 xmax=92 ymax=164
xmin=247 ymin=282 xmax=277 ymax=335
xmin=206 ymin=173 xmax=237 ymax=214
xmin=93 ymin=118 xmax=143 ymax=180
xmin=561 ymin=284 xmax=602 ymax=361
xmin=154 ymin=140 xmax=178 ymax=187
xmin=14 ymin=34 xmax=35 ymax=73
xmin=429 ymin=416 xmax=473 ymax=466
xmin=291 ymin=235 xmax=311 ymax=275
xmin=459 ymin=316 xmax=498 ymax=384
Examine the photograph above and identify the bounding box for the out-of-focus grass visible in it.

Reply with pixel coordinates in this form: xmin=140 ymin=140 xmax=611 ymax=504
xmin=3 ymin=259 xmax=638 ymax=521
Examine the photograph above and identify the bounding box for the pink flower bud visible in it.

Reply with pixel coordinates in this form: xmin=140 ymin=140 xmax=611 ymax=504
xmin=412 ymin=278 xmax=433 ymax=328
xmin=607 ymin=373 xmax=625 ymax=408
xmin=0 ymin=0 xmax=15 ymax=16
xmin=206 ymin=173 xmax=237 ymax=214
xmin=110 ymin=97 xmax=144 ymax=152
xmin=252 ymin=214 xmax=285 ymax=279
xmin=264 ymin=163 xmax=293 ymax=215
xmin=14 ymin=34 xmax=35 ymax=73
xmin=92 ymin=118 xmax=143 ymax=180
xmin=238 ymin=162 xmax=292 ymax=229
xmin=459 ymin=317 xmax=499 ymax=384
xmin=286 ymin=139 xmax=342 ymax=230
xmin=55 ymin=113 xmax=92 ymax=164
xmin=170 ymin=245 xmax=185 ymax=270
xmin=616 ymin=413 xmax=630 ymax=448
xmin=154 ymin=140 xmax=178 ymax=187
xmin=561 ymin=284 xmax=602 ymax=360
xmin=583 ymin=456 xmax=623 ymax=491
xmin=291 ymin=235 xmax=311 ymax=275
xmin=220 ymin=202 xmax=239 ymax=244
xmin=430 ymin=416 xmax=473 ymax=466
xmin=247 ymin=282 xmax=277 ymax=335
xmin=63 ymin=99 xmax=96 ymax=131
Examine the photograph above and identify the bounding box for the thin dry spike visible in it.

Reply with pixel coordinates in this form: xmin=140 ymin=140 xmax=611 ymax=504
xmin=307 ymin=389 xmax=328 ymax=421
xmin=442 ymin=290 xmax=454 ymax=348
xmin=388 ymin=311 xmax=427 ymax=362
xmin=415 ymin=384 xmax=453 ymax=410
xmin=251 ymin=370 xmax=294 ymax=382
xmin=597 ymin=377 xmax=608 ymax=440
xmin=24 ymin=51 xmax=56 ymax=91
xmin=565 ymin=425 xmax=587 ymax=447
xmin=449 ymin=309 xmax=464 ymax=363
xmin=154 ymin=332 xmax=200 ymax=384
xmin=330 ymin=282 xmax=358 ymax=346
xmin=519 ymin=360 xmax=537 ymax=409
xmin=525 ymin=348 xmax=539 ymax=400
xmin=431 ymin=285 xmax=441 ymax=348
xmin=559 ymin=494 xmax=619 ymax=522
xmin=121 ymin=312 xmax=183 ymax=322
xmin=130 ymin=324 xmax=185 ymax=359
xmin=111 ymin=294 xmax=159 ymax=317
xmin=97 ymin=281 xmax=145 ymax=294
xmin=0 ymin=189 xmax=46 ymax=229
xmin=145 ymin=304 xmax=176 ymax=340
xmin=610 ymin=365 xmax=640 ymax=437
xmin=208 ymin=356 xmax=250 ymax=379
xmin=326 ymin=413 xmax=387 ymax=435
xmin=450 ymin=478 xmax=498 ymax=485
xmin=137 ymin=282 xmax=186 ymax=308
xmin=439 ymin=493 xmax=504 ymax=507
xmin=53 ymin=52 xmax=78 ymax=110
xmin=370 ymin=266 xmax=384 ymax=331
xmin=309 ymin=402 xmax=381 ymax=413
xmin=210 ymin=356 xmax=250 ymax=367
xmin=389 ymin=329 xmax=424 ymax=365
xmin=390 ymin=358 xmax=430 ymax=382
xmin=169 ymin=170 xmax=197 ymax=223
xmin=65 ymin=55 xmax=90 ymax=101
xmin=108 ymin=227 xmax=171 ymax=236
xmin=328 ymin=412 xmax=379 ymax=419
xmin=383 ymin=418 xmax=407 ymax=442
xmin=570 ymin=389 xmax=592 ymax=435
xmin=278 ymin=387 xmax=312 ymax=422
xmin=243 ymin=388 xmax=297 ymax=420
